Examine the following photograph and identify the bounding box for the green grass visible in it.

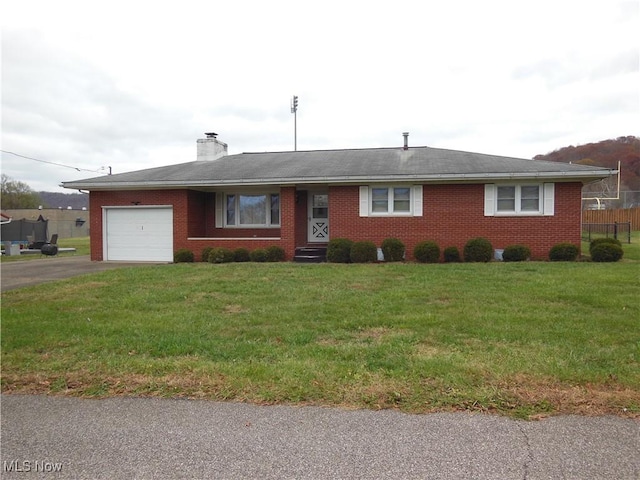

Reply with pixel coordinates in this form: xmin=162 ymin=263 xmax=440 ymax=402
xmin=2 ymin=241 xmax=639 ymax=419
xmin=0 ymin=236 xmax=90 ymax=262
xmin=582 ymin=230 xmax=640 ymax=261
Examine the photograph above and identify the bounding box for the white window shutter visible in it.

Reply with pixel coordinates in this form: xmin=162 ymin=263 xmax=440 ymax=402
xmin=484 ymin=184 xmax=495 ymax=216
xmin=543 ymin=183 xmax=555 ymax=216
xmin=412 ymin=185 xmax=423 ymax=216
xmin=359 ymin=186 xmax=369 ymax=217
xmin=215 ymin=192 xmax=224 ymax=227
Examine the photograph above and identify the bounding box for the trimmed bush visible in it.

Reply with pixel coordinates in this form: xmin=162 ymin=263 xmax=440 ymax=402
xmin=414 ymin=241 xmax=440 ymax=263
xmin=549 ymin=243 xmax=579 ymax=262
xmin=350 ymin=241 xmax=378 ymax=263
xmin=265 ymin=245 xmax=286 ymax=262
xmin=589 ymin=237 xmax=622 ymax=255
xmin=443 ymin=246 xmax=461 ymax=263
xmin=327 ymin=238 xmax=354 ymax=263
xmin=381 ymin=238 xmax=405 ymax=262
xmin=463 ymin=237 xmax=493 ymax=263
xmin=249 ymin=248 xmax=268 ymax=262
xmin=502 ymin=244 xmax=531 ymax=262
xmin=590 ymin=243 xmax=624 ymax=262
xmin=208 ymin=247 xmax=234 ymax=263
xmin=173 ymin=248 xmax=194 ymax=263
xmin=233 ymin=247 xmax=251 ymax=263
xmin=201 ymin=246 xmax=214 ymax=263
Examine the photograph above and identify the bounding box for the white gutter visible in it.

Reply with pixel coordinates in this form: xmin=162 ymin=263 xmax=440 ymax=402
xmin=62 ymin=169 xmax=617 ymax=190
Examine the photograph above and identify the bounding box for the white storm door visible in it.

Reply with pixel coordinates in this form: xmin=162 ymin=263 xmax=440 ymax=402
xmin=308 ymin=193 xmax=329 ymax=243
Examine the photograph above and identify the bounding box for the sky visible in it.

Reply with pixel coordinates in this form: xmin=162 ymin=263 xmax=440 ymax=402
xmin=1 ymin=0 xmax=639 ymax=193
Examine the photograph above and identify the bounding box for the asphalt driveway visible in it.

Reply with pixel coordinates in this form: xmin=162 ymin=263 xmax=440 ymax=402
xmin=0 ymin=255 xmax=155 ymax=292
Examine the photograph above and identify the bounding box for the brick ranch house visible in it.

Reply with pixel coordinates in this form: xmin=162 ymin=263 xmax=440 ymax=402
xmin=62 ymin=133 xmax=615 ymax=262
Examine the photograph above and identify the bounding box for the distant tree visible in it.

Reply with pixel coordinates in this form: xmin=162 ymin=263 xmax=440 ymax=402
xmin=535 ymin=136 xmax=640 ymax=208
xmin=1 ymin=174 xmax=41 ymax=208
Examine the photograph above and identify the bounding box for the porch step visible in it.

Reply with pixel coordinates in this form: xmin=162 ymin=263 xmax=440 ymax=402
xmin=294 ymin=246 xmax=327 ymax=263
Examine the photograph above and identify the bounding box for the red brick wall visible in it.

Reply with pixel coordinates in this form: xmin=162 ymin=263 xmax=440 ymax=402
xmin=90 ymin=183 xmax=582 ymax=262
xmin=189 ymin=187 xmax=296 ymax=261
xmin=329 ymin=183 xmax=583 ymax=261
xmin=91 ymin=188 xmax=297 ymax=261
xmin=89 ymin=190 xmax=188 ymax=261
xmin=187 ymin=191 xmax=215 ymax=237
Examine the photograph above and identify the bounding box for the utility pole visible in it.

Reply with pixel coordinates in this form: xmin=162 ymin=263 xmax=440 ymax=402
xmin=291 ymin=95 xmax=298 ymax=151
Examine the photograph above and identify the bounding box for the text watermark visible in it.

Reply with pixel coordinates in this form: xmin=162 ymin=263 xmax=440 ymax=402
xmin=3 ymin=460 xmax=63 ymax=473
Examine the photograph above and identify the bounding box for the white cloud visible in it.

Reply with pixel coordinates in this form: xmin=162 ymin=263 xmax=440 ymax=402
xmin=1 ymin=0 xmax=638 ymax=192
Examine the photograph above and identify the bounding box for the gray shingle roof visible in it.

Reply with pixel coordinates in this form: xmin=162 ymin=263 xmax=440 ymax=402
xmin=62 ymin=146 xmax=614 ymax=190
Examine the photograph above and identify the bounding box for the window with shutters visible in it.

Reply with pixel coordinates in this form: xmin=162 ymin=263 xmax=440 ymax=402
xmin=359 ymin=185 xmax=423 ymax=217
xmin=484 ymin=183 xmax=554 ymax=216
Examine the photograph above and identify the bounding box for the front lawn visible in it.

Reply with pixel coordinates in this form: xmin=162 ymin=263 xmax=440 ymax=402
xmin=2 ymin=256 xmax=638 ymax=419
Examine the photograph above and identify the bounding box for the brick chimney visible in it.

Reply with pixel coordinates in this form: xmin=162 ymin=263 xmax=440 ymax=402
xmin=197 ymin=132 xmax=228 ymax=161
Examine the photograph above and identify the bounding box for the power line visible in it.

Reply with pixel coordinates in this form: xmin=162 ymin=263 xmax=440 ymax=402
xmin=1 ymin=150 xmax=104 ymax=173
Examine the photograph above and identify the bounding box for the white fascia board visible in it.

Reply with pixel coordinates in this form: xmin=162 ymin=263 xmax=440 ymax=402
xmin=62 ymin=169 xmax=616 ymax=190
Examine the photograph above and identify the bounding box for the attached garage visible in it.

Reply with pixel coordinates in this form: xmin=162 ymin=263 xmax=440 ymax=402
xmin=103 ymin=207 xmax=173 ymax=262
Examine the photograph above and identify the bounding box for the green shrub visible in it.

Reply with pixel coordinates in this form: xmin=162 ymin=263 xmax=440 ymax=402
xmin=208 ymin=247 xmax=234 ymax=263
xmin=249 ymin=248 xmax=268 ymax=262
xmin=233 ymin=248 xmax=251 ymax=262
xmin=443 ymin=246 xmax=461 ymax=263
xmin=381 ymin=238 xmax=405 ymax=262
xmin=463 ymin=237 xmax=493 ymax=263
xmin=590 ymin=243 xmax=624 ymax=262
xmin=327 ymin=238 xmax=354 ymax=263
xmin=266 ymin=245 xmax=286 ymax=262
xmin=173 ymin=248 xmax=194 ymax=263
xmin=201 ymin=246 xmax=214 ymax=263
xmin=502 ymin=244 xmax=531 ymax=262
xmin=413 ymin=241 xmax=440 ymax=263
xmin=589 ymin=237 xmax=622 ymax=255
xmin=350 ymin=241 xmax=378 ymax=263
xmin=549 ymin=243 xmax=579 ymax=262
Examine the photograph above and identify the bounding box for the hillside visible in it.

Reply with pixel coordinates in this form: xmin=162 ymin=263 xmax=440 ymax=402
xmin=38 ymin=191 xmax=89 ymax=210
xmin=534 ymin=136 xmax=640 ymax=192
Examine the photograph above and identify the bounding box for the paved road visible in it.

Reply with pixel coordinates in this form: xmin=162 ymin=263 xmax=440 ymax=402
xmin=1 ymin=395 xmax=638 ymax=479
xmin=0 ymin=256 xmax=155 ymax=292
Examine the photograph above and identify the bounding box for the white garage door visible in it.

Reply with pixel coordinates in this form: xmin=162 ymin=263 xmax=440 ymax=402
xmin=104 ymin=207 xmax=173 ymax=261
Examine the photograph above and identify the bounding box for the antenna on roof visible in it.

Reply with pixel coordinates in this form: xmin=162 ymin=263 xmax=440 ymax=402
xmin=291 ymin=95 xmax=298 ymax=151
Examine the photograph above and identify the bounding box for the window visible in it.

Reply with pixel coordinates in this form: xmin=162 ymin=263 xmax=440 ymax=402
xmin=520 ymin=186 xmax=541 ymax=211
xmin=311 ymin=194 xmax=328 ymax=218
xmin=220 ymin=192 xmax=280 ymax=227
xmin=496 ymin=185 xmax=540 ymax=214
xmin=485 ymin=183 xmax=554 ymax=216
xmin=359 ymin=185 xmax=423 ymax=217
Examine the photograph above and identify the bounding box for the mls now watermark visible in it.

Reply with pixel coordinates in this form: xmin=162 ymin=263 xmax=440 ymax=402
xmin=3 ymin=459 xmax=63 ymax=473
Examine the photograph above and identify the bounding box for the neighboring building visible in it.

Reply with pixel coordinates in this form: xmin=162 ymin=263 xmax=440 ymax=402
xmin=1 ymin=208 xmax=89 ymax=240
xmin=62 ymin=133 xmax=615 ymax=262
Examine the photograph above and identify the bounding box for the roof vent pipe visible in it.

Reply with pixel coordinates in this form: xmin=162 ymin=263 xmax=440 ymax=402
xmin=402 ymin=132 xmax=409 ymax=150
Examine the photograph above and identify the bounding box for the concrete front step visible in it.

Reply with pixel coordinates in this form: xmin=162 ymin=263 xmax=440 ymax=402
xmin=294 ymin=246 xmax=327 ymax=263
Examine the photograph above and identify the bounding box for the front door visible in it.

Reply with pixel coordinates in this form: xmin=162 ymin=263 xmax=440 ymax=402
xmin=308 ymin=193 xmax=329 ymax=242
